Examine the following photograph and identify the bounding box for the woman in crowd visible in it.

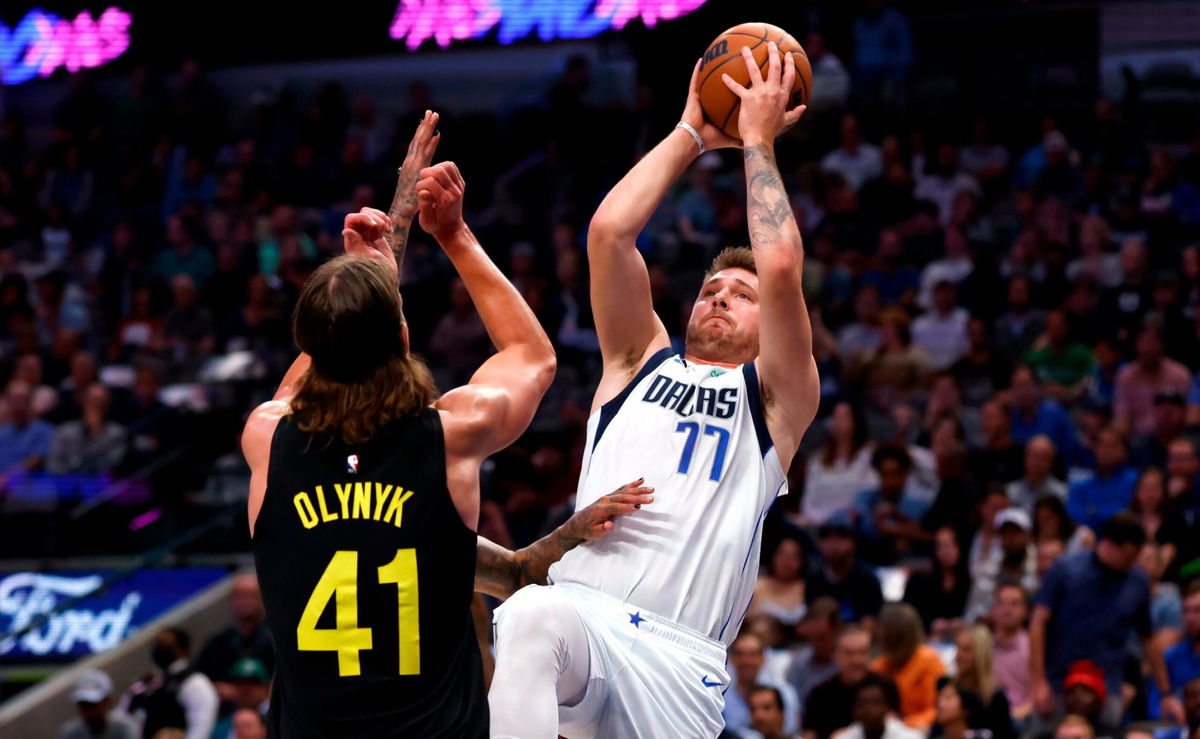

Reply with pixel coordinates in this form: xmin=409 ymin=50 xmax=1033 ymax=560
xmin=1032 ymin=495 xmax=1093 ymax=553
xmin=931 ymin=677 xmax=992 ymax=739
xmin=953 ymin=625 xmax=1014 ymax=739
xmin=872 ymin=603 xmax=946 ymax=729
xmin=802 ymin=401 xmax=879 ymax=524
xmin=902 ymin=526 xmax=971 ymax=637
xmin=1127 ymin=467 xmax=1186 ymax=565
xmin=749 ymin=535 xmax=809 ymax=627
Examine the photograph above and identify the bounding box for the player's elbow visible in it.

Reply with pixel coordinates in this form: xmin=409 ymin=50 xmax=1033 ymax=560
xmin=531 ymin=350 xmax=557 ymax=393
xmin=587 ymin=211 xmax=633 ymax=250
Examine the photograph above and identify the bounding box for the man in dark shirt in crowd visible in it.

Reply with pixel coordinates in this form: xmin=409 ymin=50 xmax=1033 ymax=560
xmin=803 ymin=625 xmax=874 ymax=739
xmin=807 ymin=515 xmax=884 ymax=627
xmin=1031 ymin=514 xmax=1180 ymax=725
xmin=969 ymin=398 xmax=1024 ymax=486
xmin=195 ymin=574 xmax=274 ymax=704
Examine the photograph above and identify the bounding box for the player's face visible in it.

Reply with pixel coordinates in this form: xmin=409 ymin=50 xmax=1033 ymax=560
xmin=686 ymin=269 xmax=761 ymax=365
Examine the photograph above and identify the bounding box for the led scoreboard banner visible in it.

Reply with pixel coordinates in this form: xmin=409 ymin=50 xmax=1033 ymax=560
xmin=390 ymin=0 xmax=709 ymax=49
xmin=0 ymin=7 xmax=131 ymax=85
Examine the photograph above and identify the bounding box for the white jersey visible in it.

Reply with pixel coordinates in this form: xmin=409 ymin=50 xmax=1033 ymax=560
xmin=548 ymin=349 xmax=788 ymax=646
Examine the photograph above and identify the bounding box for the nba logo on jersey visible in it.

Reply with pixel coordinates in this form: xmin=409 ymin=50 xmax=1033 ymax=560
xmin=346 ymin=454 xmax=359 ymax=474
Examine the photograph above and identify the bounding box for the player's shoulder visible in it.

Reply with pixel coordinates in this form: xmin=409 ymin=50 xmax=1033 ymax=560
xmin=435 ymin=385 xmax=507 ymax=454
xmin=242 ymin=400 xmax=289 ymax=463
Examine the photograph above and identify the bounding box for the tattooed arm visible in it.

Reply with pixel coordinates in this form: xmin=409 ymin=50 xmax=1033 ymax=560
xmin=474 ymin=480 xmax=653 ymax=600
xmin=385 ymin=109 xmax=441 ymax=272
xmin=721 ymin=42 xmax=818 ymax=464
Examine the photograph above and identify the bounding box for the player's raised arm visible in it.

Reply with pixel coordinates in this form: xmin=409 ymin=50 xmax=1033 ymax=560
xmin=474 ymin=480 xmax=654 ymax=599
xmin=421 ymin=162 xmax=556 ymax=457
xmin=587 ymin=61 xmax=739 ymax=385
xmin=721 ymin=42 xmax=819 ymax=461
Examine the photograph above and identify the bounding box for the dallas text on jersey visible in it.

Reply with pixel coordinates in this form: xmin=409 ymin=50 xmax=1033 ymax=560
xmin=641 ymin=374 xmax=738 ymax=419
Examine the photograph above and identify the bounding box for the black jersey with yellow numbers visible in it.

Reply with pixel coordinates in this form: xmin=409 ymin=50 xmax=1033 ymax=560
xmin=252 ymin=409 xmax=485 ymax=738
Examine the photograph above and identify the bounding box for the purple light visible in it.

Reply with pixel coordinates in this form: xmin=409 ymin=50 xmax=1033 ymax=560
xmin=129 ymin=508 xmax=161 ymax=531
xmin=390 ymin=0 xmax=707 ymax=50
xmin=1 ymin=7 xmax=130 ymax=86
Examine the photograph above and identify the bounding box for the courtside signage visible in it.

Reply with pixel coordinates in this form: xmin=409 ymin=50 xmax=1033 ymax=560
xmin=0 ymin=567 xmax=226 ymax=660
xmin=390 ymin=0 xmax=708 ymax=50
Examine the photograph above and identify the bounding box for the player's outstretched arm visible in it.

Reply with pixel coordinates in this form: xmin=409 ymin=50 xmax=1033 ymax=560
xmin=722 ymin=42 xmax=819 ymax=462
xmin=421 ymin=162 xmax=556 ymax=457
xmin=385 ymin=109 xmax=440 ymax=268
xmin=473 ymin=480 xmax=654 ymax=600
xmin=587 ymin=60 xmax=739 ymax=384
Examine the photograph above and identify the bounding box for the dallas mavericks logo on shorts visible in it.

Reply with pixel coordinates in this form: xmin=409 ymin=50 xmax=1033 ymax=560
xmin=346 ymin=454 xmax=359 ymax=474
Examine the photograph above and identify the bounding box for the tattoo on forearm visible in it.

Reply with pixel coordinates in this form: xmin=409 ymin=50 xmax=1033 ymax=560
xmin=514 ymin=530 xmax=576 ymax=589
xmin=475 ymin=537 xmax=520 ymax=596
xmin=386 ymin=168 xmax=419 ymax=272
xmin=743 ymin=144 xmax=798 ymax=249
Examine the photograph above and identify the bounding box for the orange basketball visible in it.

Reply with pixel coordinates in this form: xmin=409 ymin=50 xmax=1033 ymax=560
xmin=697 ymin=22 xmax=812 ymax=140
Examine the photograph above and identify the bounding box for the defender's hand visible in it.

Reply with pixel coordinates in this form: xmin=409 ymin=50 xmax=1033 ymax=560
xmin=392 ymin=110 xmax=441 ymax=224
xmin=417 ymin=161 xmax=467 ymax=243
xmin=562 ymin=479 xmax=654 ymax=541
xmin=342 ymin=207 xmax=398 ymax=283
xmin=721 ymin=42 xmax=806 ymax=147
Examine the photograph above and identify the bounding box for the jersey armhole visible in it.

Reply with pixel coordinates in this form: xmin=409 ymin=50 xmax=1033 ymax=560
xmin=592 ymin=347 xmax=673 ymax=451
xmin=741 ymin=362 xmax=774 ymax=457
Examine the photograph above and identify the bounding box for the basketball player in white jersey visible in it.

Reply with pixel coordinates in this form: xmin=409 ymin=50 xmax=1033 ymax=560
xmin=489 ymin=42 xmax=818 ymax=738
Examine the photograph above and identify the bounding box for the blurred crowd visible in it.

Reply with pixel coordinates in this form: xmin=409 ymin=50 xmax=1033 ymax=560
xmin=4 ymin=1 xmax=1200 ymax=737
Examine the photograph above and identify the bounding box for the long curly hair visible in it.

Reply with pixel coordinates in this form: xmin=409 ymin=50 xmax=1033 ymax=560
xmin=289 ymin=256 xmax=439 ymax=445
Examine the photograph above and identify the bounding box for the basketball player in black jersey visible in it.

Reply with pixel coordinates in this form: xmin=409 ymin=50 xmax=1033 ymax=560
xmin=243 ymin=113 xmax=652 ymax=737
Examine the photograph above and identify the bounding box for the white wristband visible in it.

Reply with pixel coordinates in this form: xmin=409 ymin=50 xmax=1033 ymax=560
xmin=676 ymin=121 xmax=704 ymax=154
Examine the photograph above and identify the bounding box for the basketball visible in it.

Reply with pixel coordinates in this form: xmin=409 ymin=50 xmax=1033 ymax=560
xmin=697 ymin=22 xmax=812 ymax=140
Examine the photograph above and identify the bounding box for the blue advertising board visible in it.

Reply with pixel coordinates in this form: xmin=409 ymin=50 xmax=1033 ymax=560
xmin=0 ymin=567 xmax=227 ymax=661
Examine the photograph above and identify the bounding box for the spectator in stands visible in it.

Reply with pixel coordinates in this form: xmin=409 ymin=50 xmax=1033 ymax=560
xmin=52 ymin=350 xmax=99 ymax=423
xmin=1067 ymin=426 xmax=1138 ymax=530
xmin=804 ymin=31 xmax=850 ymax=114
xmin=1033 ymin=495 xmax=1094 ymax=554
xmin=209 ymin=659 xmax=269 ymax=739
xmin=970 ymin=399 xmax=1024 ymax=486
xmin=966 ymin=508 xmax=1038 ymax=622
xmin=59 ymin=668 xmax=137 ymax=739
xmin=822 ymin=114 xmax=882 ymax=192
xmin=802 ymin=402 xmax=878 ymax=525
xmin=930 ymin=677 xmax=990 ymax=739
xmin=959 ymin=116 xmax=1010 ymax=189
xmin=994 ymin=276 xmax=1044 ymax=360
xmin=851 ymin=0 xmax=913 ymax=110
xmin=741 ymin=685 xmax=799 ymax=739
xmin=839 ymin=286 xmax=885 ymax=363
xmin=1167 ymin=438 xmax=1200 ymax=511
xmin=915 ymin=145 xmax=981 ymax=225
xmin=229 ymin=708 xmax=267 ymax=739
xmin=872 ymin=603 xmax=946 ymax=729
xmin=854 ymin=445 xmax=932 ymax=564
xmin=952 ymin=318 xmax=1012 ymax=409
xmin=153 ymin=215 xmax=214 ymax=288
xmin=1059 ymin=660 xmax=1116 ymax=739
xmin=1031 ymin=515 xmax=1180 ymax=726
xmin=1185 ymin=678 xmax=1200 ymax=736
xmin=1054 ymin=715 xmax=1094 ymax=739
xmin=1127 ymin=468 xmax=1187 ymax=562
xmin=1115 ymin=325 xmax=1192 ymax=438
xmin=1025 ymin=310 xmax=1094 ymax=404
xmin=1165 ymin=583 xmax=1200 ymax=694
xmin=953 ymin=626 xmax=1015 ymax=739
xmin=1131 ymin=393 xmax=1188 ymax=469
xmin=1009 ymin=365 xmax=1078 ymax=460
xmin=787 ymin=598 xmax=842 ymax=712
xmin=807 ymin=515 xmax=884 ymax=627
xmin=47 ymin=384 xmax=127 ymax=475
xmin=750 ymin=536 xmax=808 ymax=627
xmin=1008 ymin=436 xmax=1067 ymax=511
xmin=863 ymin=231 xmax=920 ymax=308
xmin=912 ymin=281 xmax=970 ymax=371
xmin=13 ymin=352 xmax=58 ymax=418
xmin=831 ymin=673 xmax=923 ymax=739
xmin=918 ymin=226 xmax=974 ymax=310
xmin=428 ymin=277 xmax=488 ymax=385
xmin=902 ymin=526 xmax=970 ymax=636
xmin=724 ymin=632 xmax=800 ymax=735
xmin=990 ymin=583 xmax=1034 ymax=721
xmin=196 ymin=574 xmax=275 ymax=702
xmin=853 ymin=313 xmax=933 ymax=413
xmin=125 ymin=627 xmax=218 ymax=739
xmin=162 ymin=274 xmax=216 ymax=370
xmin=0 ymin=380 xmax=54 ymax=483
xmin=803 ymin=625 xmax=875 ymax=739
xmin=1138 ymin=542 xmax=1183 ymax=645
